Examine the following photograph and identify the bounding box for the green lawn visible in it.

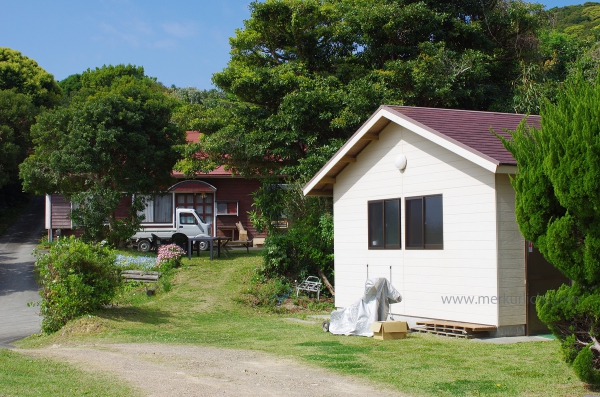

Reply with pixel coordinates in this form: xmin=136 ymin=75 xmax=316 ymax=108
xmin=14 ymin=249 xmax=599 ymax=396
xmin=0 ymin=349 xmax=139 ymax=397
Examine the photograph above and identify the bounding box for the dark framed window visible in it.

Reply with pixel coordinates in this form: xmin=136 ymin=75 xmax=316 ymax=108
xmin=368 ymin=198 xmax=401 ymax=249
xmin=405 ymin=194 xmax=443 ymax=249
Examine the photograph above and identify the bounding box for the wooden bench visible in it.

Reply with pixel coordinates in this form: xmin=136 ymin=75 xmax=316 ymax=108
xmin=121 ymin=270 xmax=161 ymax=282
xmin=224 ymin=240 xmax=253 ymax=253
xmin=218 ymin=222 xmax=252 ymax=253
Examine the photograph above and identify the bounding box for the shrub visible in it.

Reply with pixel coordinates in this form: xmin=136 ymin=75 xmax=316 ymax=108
xmin=239 ymin=275 xmax=291 ymax=308
xmin=34 ymin=236 xmax=121 ymax=333
xmin=157 ymin=243 xmax=185 ymax=270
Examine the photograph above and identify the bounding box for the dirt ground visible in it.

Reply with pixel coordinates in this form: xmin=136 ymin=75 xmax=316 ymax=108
xmin=22 ymin=343 xmax=409 ymax=397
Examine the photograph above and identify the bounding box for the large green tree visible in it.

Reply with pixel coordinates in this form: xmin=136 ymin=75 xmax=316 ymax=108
xmin=0 ymin=48 xmax=61 ymax=189
xmin=0 ymin=90 xmax=36 ymax=188
xmin=0 ymin=48 xmax=61 ymax=108
xmin=499 ymin=75 xmax=600 ymax=384
xmin=177 ymin=0 xmax=547 ymax=179
xmin=20 ymin=65 xmax=185 ymax=245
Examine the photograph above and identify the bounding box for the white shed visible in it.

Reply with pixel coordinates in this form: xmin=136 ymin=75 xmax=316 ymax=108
xmin=303 ymin=106 xmax=568 ymax=337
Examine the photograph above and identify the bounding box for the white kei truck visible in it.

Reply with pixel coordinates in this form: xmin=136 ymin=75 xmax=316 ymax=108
xmin=131 ymin=208 xmax=211 ymax=252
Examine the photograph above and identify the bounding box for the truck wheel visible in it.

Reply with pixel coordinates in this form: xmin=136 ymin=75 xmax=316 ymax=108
xmin=198 ymin=241 xmax=209 ymax=251
xmin=322 ymin=319 xmax=330 ymax=332
xmin=138 ymin=239 xmax=151 ymax=252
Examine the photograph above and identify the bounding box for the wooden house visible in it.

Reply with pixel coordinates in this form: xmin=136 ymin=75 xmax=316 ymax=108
xmin=303 ymin=106 xmax=569 ymax=336
xmin=45 ymin=131 xmax=265 ymax=243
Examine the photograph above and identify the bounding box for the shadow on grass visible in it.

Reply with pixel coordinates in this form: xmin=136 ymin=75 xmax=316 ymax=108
xmin=296 ymin=340 xmax=371 ymax=354
xmin=96 ymin=306 xmax=172 ymax=325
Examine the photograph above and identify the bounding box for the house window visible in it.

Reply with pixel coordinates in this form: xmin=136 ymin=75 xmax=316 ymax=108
xmin=368 ymin=198 xmax=401 ymax=249
xmin=154 ymin=194 xmax=172 ymax=223
xmin=405 ymin=194 xmax=443 ymax=249
xmin=139 ymin=194 xmax=172 ymax=223
xmin=215 ymin=201 xmax=239 ymax=216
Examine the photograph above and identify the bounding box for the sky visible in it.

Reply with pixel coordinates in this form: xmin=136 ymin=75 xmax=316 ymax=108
xmin=0 ymin=0 xmax=591 ymax=90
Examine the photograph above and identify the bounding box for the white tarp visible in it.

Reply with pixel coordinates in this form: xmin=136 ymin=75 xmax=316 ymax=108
xmin=328 ymin=278 xmax=402 ymax=336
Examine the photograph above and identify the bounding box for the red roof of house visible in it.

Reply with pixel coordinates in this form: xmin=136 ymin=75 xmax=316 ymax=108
xmin=388 ymin=106 xmax=540 ymax=166
xmin=173 ymin=131 xmax=234 ymax=178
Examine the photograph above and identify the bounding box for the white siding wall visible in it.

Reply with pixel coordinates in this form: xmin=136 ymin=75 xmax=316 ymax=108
xmin=333 ymin=123 xmax=499 ymax=326
xmin=496 ymin=174 xmax=526 ymax=326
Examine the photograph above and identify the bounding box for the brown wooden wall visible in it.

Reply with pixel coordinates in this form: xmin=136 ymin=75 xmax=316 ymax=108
xmin=114 ymin=197 xmax=132 ymax=219
xmin=210 ymin=178 xmax=266 ymax=240
xmin=51 ymin=194 xmax=72 ymax=229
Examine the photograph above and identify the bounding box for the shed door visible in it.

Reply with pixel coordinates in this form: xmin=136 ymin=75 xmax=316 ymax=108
xmin=526 ymin=242 xmax=571 ymax=335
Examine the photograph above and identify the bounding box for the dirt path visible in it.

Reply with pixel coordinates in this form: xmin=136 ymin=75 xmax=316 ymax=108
xmin=22 ymin=343 xmax=409 ymax=397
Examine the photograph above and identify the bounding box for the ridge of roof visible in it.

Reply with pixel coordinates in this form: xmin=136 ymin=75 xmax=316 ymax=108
xmin=385 ymin=106 xmax=539 ymax=167
xmin=303 ymin=106 xmax=538 ymax=196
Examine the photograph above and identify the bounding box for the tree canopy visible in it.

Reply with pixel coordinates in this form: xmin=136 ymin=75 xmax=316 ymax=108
xmin=0 ymin=90 xmax=36 ymax=188
xmin=499 ymin=75 xmax=600 ymax=384
xmin=175 ymin=0 xmax=548 ymax=180
xmin=20 ymin=64 xmax=186 ymax=244
xmin=0 ymin=47 xmax=61 ymax=108
xmin=551 ymin=2 xmax=600 ymax=40
xmin=0 ymin=48 xmax=60 ymax=189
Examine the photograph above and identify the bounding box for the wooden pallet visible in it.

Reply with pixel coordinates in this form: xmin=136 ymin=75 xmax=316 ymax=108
xmin=414 ymin=320 xmax=496 ymax=339
xmin=121 ymin=270 xmax=161 ymax=282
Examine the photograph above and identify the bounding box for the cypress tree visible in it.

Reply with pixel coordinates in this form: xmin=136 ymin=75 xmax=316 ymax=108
xmin=500 ymin=74 xmax=600 ymax=383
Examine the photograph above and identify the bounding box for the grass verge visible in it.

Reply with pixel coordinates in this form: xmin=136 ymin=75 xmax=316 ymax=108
xmin=16 ymin=249 xmax=599 ymax=396
xmin=0 ymin=349 xmax=139 ymax=397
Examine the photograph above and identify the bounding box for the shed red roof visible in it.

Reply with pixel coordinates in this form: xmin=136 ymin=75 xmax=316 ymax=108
xmin=303 ymin=105 xmax=539 ymax=196
xmin=387 ymin=106 xmax=539 ymax=166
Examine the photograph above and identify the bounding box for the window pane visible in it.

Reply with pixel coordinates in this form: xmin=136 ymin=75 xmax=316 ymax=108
xmin=177 ymin=195 xmax=185 ymax=204
xmin=368 ymin=201 xmax=383 ymax=248
xmin=406 ymin=198 xmax=423 ymax=248
xmin=384 ymin=200 xmax=400 ymax=247
xmin=138 ymin=195 xmax=153 ymax=223
xmin=154 ymin=194 xmax=172 ymax=223
xmin=180 ymin=213 xmax=196 ymax=224
xmin=424 ymin=195 xmax=443 ymax=247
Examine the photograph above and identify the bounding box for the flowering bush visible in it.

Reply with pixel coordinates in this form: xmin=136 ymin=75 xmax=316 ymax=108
xmin=35 ymin=237 xmax=120 ymax=333
xmin=157 ymin=243 xmax=185 ymax=269
xmin=115 ymin=254 xmax=157 ymax=270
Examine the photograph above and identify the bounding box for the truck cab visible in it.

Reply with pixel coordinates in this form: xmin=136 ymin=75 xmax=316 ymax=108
xmin=178 ymin=209 xmax=209 ymax=236
xmin=132 ymin=208 xmax=211 ymax=252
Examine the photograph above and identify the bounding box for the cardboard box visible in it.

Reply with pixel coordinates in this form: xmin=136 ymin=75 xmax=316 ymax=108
xmin=370 ymin=321 xmax=409 ymax=340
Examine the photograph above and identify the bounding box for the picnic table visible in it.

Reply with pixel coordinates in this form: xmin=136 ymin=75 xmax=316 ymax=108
xmin=187 ymin=236 xmax=230 ymax=261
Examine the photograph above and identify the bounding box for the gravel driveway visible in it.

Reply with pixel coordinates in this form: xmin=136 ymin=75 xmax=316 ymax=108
xmin=23 ymin=343 xmax=410 ymax=397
